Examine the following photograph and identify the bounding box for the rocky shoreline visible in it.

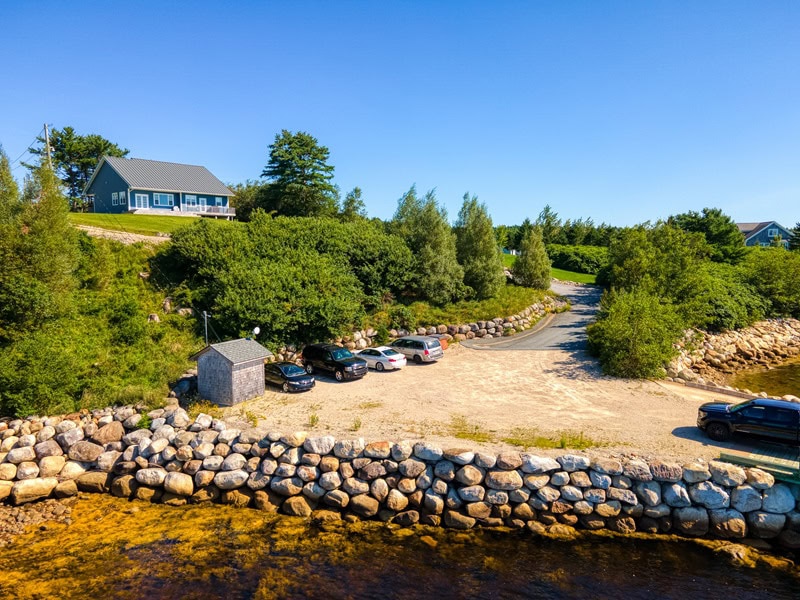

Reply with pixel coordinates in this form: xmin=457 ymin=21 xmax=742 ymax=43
xmin=1 ymin=402 xmax=799 ymax=550
xmin=667 ymin=318 xmax=800 ymax=398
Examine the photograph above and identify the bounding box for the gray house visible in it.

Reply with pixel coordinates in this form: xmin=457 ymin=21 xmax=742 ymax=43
xmin=192 ymin=339 xmax=273 ymax=406
xmin=83 ymin=156 xmax=235 ymax=219
xmin=737 ymin=221 xmax=793 ymax=248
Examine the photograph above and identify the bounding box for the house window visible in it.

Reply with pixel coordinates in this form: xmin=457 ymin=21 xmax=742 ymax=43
xmin=119 ymin=191 xmax=126 ymax=203
xmin=767 ymin=228 xmax=778 ymax=238
xmin=153 ymin=193 xmax=174 ymax=207
xmin=111 ymin=192 xmax=118 ymax=206
xmin=199 ymin=197 xmax=207 ymax=209
xmin=135 ymin=193 xmax=148 ymax=209
xmin=215 ymin=197 xmax=223 ymax=206
xmin=185 ymin=194 xmax=197 ymax=206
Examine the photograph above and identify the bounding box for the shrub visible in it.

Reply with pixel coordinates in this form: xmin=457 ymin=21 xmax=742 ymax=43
xmin=587 ymin=288 xmax=684 ymax=378
xmin=546 ymin=244 xmax=608 ymax=275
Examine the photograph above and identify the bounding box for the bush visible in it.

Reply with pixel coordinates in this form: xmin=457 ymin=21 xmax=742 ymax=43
xmin=587 ymin=288 xmax=684 ymax=378
xmin=546 ymin=244 xmax=608 ymax=275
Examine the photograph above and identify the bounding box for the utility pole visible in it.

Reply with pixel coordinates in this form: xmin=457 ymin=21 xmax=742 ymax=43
xmin=43 ymin=123 xmax=53 ymax=169
xmin=202 ymin=311 xmax=209 ymax=346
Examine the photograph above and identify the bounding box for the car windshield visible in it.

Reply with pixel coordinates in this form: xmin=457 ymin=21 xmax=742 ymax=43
xmin=281 ymin=364 xmax=306 ymax=377
xmin=729 ymin=400 xmax=753 ymax=412
xmin=331 ymin=348 xmax=354 ymax=360
xmin=382 ymin=349 xmax=401 ymax=357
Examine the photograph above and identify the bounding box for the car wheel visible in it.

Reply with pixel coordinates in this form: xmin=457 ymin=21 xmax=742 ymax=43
xmin=413 ymin=355 xmax=422 ymax=364
xmin=282 ymin=382 xmax=289 ymax=393
xmin=706 ymin=422 xmax=731 ymax=442
xmin=335 ymin=369 xmax=344 ymax=382
xmin=376 ymin=362 xmax=384 ymax=372
xmin=305 ymin=363 xmax=314 ymax=375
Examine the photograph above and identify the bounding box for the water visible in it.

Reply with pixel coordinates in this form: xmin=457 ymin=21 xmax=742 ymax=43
xmin=729 ymin=357 xmax=800 ymax=398
xmin=0 ymin=496 xmax=797 ymax=600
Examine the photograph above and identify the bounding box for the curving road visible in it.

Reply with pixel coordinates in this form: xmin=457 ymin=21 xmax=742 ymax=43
xmin=461 ymin=282 xmax=602 ymax=351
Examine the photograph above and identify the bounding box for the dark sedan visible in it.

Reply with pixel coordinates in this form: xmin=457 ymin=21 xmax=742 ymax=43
xmin=697 ymin=397 xmax=800 ymax=444
xmin=265 ymin=362 xmax=315 ymax=393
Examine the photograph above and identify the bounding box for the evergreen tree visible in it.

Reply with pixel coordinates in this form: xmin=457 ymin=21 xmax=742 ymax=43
xmin=340 ymin=186 xmax=367 ymax=221
xmin=512 ymin=223 xmax=551 ymax=289
xmin=391 ymin=187 xmax=466 ymax=305
xmin=790 ymin=223 xmax=800 ymax=251
xmin=455 ymin=193 xmax=505 ymax=299
xmin=0 ymin=147 xmax=20 ymax=221
xmin=667 ymin=207 xmax=746 ymax=264
xmin=258 ymin=130 xmax=338 ymax=217
xmin=26 ymin=126 xmax=128 ymax=208
xmin=535 ymin=204 xmax=562 ymax=245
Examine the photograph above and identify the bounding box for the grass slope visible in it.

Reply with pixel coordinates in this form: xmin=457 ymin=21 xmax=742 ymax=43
xmin=68 ymin=213 xmax=203 ymax=236
xmin=501 ymin=254 xmax=598 ymax=284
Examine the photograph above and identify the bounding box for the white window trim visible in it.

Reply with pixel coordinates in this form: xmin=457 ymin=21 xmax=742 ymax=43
xmin=215 ymin=196 xmax=222 ymax=206
xmin=135 ymin=193 xmax=149 ymax=209
xmin=767 ymin=228 xmax=779 ymax=238
xmin=153 ymin=193 xmax=175 ymax=207
xmin=111 ymin=192 xmax=118 ymax=206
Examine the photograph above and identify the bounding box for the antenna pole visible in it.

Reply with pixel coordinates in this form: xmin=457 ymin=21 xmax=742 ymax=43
xmin=43 ymin=124 xmax=53 ymax=169
xmin=203 ymin=311 xmax=209 ymax=346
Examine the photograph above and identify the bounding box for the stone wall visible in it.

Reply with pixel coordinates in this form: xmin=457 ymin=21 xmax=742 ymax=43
xmin=667 ymin=319 xmax=800 ymax=395
xmin=273 ymin=296 xmax=569 ymax=362
xmin=1 ymin=404 xmax=799 ymax=548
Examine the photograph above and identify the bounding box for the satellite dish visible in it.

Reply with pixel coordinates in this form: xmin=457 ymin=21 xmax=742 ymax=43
xmin=253 ymin=327 xmax=261 ymax=336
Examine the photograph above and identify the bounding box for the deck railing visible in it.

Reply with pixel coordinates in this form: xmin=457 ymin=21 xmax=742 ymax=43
xmin=183 ymin=205 xmax=236 ymax=216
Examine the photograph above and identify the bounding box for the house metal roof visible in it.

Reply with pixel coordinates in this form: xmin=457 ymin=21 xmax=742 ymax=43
xmin=99 ymin=156 xmax=234 ymax=196
xmin=192 ymin=339 xmax=273 ymax=365
xmin=736 ymin=221 xmax=791 ymax=242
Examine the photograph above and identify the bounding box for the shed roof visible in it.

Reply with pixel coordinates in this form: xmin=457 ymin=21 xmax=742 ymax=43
xmin=87 ymin=156 xmax=234 ymax=196
xmin=191 ymin=339 xmax=273 ymax=365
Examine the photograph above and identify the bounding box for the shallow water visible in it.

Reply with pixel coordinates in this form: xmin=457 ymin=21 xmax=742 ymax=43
xmin=729 ymin=357 xmax=800 ymax=398
xmin=0 ymin=496 xmax=798 ymax=600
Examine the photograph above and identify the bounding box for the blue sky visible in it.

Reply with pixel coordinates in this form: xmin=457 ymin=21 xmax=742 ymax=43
xmin=1 ymin=1 xmax=798 ymax=227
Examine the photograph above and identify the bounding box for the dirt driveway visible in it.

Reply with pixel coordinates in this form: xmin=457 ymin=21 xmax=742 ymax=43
xmin=237 ymin=342 xmax=746 ymax=464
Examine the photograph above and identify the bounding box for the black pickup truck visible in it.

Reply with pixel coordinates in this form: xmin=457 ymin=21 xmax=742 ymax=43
xmin=697 ymin=397 xmax=800 ymax=444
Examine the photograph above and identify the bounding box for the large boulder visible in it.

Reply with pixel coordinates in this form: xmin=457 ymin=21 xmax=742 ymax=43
xmin=746 ymin=511 xmax=786 ymax=539
xmin=91 ymin=421 xmax=124 ymax=445
xmin=689 ymin=481 xmax=730 ymax=509
xmin=10 ymin=477 xmax=59 ymax=504
xmin=164 ymin=472 xmax=194 ymax=496
xmin=68 ymin=441 xmax=105 ymax=462
xmin=709 ymin=509 xmax=747 ymax=539
xmin=762 ymin=484 xmax=796 ymax=514
xmin=673 ymin=507 xmax=709 ymax=536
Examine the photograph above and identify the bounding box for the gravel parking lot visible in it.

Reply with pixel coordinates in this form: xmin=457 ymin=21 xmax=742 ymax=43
xmin=239 ymin=342 xmax=744 ymax=464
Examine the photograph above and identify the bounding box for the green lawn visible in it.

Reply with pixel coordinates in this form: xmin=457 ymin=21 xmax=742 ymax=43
xmin=68 ymin=213 xmax=203 ymax=236
xmin=501 ymin=253 xmax=516 ymax=268
xmin=551 ymin=267 xmax=597 ymax=284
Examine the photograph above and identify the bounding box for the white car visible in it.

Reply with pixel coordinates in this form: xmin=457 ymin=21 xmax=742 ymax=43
xmin=356 ymin=346 xmax=407 ymax=371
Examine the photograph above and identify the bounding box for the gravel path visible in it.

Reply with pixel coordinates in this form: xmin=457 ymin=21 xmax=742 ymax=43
xmin=241 ymin=342 xmax=747 ymax=464
xmin=75 ymin=225 xmax=169 ymax=245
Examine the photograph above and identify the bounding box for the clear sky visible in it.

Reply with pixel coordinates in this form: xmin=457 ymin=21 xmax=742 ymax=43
xmin=1 ymin=1 xmax=798 ymax=227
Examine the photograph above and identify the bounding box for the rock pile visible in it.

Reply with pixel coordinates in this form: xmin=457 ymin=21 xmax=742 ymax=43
xmin=274 ymin=297 xmax=569 ymax=361
xmin=669 ymin=319 xmax=800 ymax=385
xmin=1 ymin=405 xmax=799 ymax=547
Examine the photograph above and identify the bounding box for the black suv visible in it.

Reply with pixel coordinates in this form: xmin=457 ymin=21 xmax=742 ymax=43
xmin=302 ymin=343 xmax=368 ymax=381
xmin=697 ymin=397 xmax=800 ymax=444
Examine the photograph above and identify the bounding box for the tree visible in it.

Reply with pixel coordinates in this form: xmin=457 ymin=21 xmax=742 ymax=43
xmin=0 ymin=147 xmax=20 ymax=221
xmin=340 ymin=187 xmax=367 ymax=221
xmin=455 ymin=193 xmax=505 ymax=299
xmin=535 ymin=204 xmax=562 ymax=245
xmin=512 ymin=222 xmax=550 ymax=289
xmin=26 ymin=126 xmax=128 ymax=208
xmin=667 ymin=207 xmax=746 ymax=264
xmin=587 ymin=288 xmax=683 ymax=378
xmin=258 ymin=130 xmax=338 ymax=217
xmin=391 ymin=187 xmax=466 ymax=305
xmin=228 ymin=180 xmax=265 ymax=222
xmin=791 ymin=223 xmax=800 ymax=251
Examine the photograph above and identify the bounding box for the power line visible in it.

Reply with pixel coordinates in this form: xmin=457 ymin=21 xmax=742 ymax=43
xmin=8 ymin=127 xmax=44 ymax=167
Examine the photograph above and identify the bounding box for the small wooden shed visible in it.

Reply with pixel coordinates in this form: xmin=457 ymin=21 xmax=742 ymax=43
xmin=191 ymin=339 xmax=273 ymax=406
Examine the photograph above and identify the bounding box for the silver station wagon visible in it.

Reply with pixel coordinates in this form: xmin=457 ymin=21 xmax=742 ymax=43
xmin=389 ymin=335 xmax=444 ymax=363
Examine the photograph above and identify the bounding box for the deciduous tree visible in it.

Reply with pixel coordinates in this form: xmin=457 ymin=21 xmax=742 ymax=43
xmin=340 ymin=186 xmax=367 ymax=221
xmin=667 ymin=207 xmax=746 ymax=264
